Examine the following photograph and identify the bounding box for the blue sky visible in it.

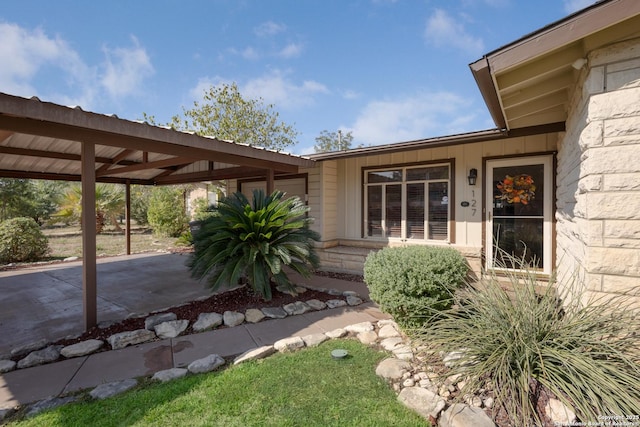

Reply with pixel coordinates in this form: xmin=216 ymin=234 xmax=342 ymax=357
xmin=1 ymin=0 xmax=597 ymax=154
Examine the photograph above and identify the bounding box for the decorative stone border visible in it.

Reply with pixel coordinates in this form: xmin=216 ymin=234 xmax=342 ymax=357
xmin=0 ymin=284 xmax=364 ymax=373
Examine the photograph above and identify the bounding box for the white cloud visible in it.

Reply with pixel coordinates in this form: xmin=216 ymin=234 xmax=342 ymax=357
xmin=342 ymin=89 xmax=360 ymax=100
xmin=348 ymin=91 xmax=475 ymax=145
xmin=424 ymin=9 xmax=484 ymax=55
xmin=278 ymin=42 xmax=304 ymax=58
xmin=0 ymin=22 xmax=90 ymax=100
xmin=100 ymin=36 xmax=154 ymax=99
xmin=242 ymin=70 xmax=329 ymax=109
xmin=563 ymin=0 xmax=598 ymax=13
xmin=254 ymin=21 xmax=286 ymax=37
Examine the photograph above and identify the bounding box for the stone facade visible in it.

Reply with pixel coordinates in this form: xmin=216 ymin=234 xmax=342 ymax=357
xmin=556 ymin=37 xmax=640 ymax=307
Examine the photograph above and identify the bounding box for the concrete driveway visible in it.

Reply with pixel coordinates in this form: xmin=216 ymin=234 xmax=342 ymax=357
xmin=0 ymin=252 xmax=214 ymax=356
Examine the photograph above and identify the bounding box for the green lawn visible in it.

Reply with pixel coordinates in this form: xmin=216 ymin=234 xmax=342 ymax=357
xmin=8 ymin=340 xmax=428 ymax=427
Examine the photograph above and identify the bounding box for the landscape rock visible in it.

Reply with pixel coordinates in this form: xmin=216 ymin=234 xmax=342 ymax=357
xmin=325 ymin=328 xmax=347 ymax=338
xmin=26 ymin=396 xmax=79 ymax=417
xmin=261 ymin=307 xmax=288 ymax=319
xmin=282 ymin=301 xmax=311 ymax=316
xmin=0 ymin=359 xmax=16 ymax=373
xmin=357 ymin=331 xmax=378 ymax=345
xmin=294 ymin=286 xmax=307 ymax=294
xmin=63 ymin=256 xmax=79 ymax=262
xmin=443 ymin=350 xmax=466 ymax=368
xmin=90 ymin=378 xmax=138 ymax=400
xmin=344 ymin=321 xmax=374 ymax=333
xmin=326 ymin=299 xmax=347 ymax=309
xmin=392 ymin=344 xmax=414 ymax=361
xmin=17 ymin=345 xmax=62 ymax=369
xmin=11 ymin=339 xmax=48 ymax=358
xmin=244 ymin=308 xmax=265 ymax=323
xmin=223 ymin=311 xmax=245 ymax=327
xmin=274 ymin=336 xmax=305 ymax=352
xmin=188 ymin=354 xmax=225 ymax=374
xmin=305 ymin=299 xmax=327 ymax=311
xmin=342 ymin=290 xmax=360 ymax=298
xmin=545 ymin=398 xmax=577 ymax=426
xmin=154 ymin=320 xmax=189 ymax=339
xmin=375 ymin=357 xmax=412 ymax=380
xmin=438 ymin=403 xmax=495 ymax=427
xmin=276 ymin=285 xmax=298 ymax=296
xmin=234 ymin=346 xmax=276 ymax=365
xmin=398 ymin=387 xmax=446 ymax=420
xmin=380 ymin=337 xmax=405 ymax=351
xmin=60 ymin=339 xmax=104 ymax=358
xmin=107 ymin=329 xmax=156 ymax=350
xmin=327 ymin=288 xmax=343 ymax=296
xmin=192 ymin=312 xmax=223 ymax=331
xmin=152 ymin=368 xmax=189 ymax=382
xmin=144 ymin=312 xmax=177 ymax=330
xmin=378 ymin=324 xmax=401 ymax=338
xmin=346 ymin=295 xmax=363 ymax=306
xmin=302 ymin=333 xmax=329 ymax=347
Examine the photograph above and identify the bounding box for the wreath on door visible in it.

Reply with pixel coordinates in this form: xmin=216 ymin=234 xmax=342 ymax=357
xmin=496 ymin=174 xmax=536 ymax=204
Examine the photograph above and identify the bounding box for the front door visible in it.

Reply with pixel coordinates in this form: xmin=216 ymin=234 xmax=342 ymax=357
xmin=486 ymin=155 xmax=553 ymax=274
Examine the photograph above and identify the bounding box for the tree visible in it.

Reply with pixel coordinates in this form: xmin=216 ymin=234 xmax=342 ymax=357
xmin=313 ymin=129 xmax=354 ymax=153
xmin=144 ymin=82 xmax=298 ymax=152
xmin=54 ymin=184 xmax=125 ymax=233
xmin=0 ymin=179 xmax=33 ymax=222
xmin=147 ymin=186 xmax=189 ymax=237
xmin=0 ymin=179 xmax=65 ymax=224
xmin=189 ymin=190 xmax=320 ymax=301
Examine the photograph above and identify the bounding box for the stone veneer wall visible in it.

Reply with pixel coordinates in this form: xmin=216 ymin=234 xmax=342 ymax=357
xmin=556 ymin=37 xmax=640 ymax=308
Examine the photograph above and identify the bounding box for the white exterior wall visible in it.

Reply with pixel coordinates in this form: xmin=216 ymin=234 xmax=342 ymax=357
xmin=557 ymin=38 xmax=640 ymax=306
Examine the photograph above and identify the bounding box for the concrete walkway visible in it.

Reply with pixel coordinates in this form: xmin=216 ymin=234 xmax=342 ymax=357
xmin=0 ymin=255 xmax=383 ymax=411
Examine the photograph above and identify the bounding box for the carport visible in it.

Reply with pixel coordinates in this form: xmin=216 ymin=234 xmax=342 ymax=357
xmin=0 ymin=92 xmax=315 ymax=331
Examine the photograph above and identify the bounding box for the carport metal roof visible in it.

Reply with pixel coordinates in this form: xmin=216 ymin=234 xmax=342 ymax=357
xmin=0 ymin=92 xmax=315 ymax=331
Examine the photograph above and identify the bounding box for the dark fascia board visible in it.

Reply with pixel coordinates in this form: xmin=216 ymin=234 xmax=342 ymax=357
xmin=308 ymin=123 xmax=565 ymax=161
xmin=0 ymin=93 xmax=315 ymax=171
xmin=469 ymin=57 xmax=507 ymax=130
xmin=468 ymin=0 xmax=640 ymax=129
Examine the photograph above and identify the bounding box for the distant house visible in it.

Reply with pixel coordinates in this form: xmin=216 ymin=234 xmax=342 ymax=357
xmin=227 ymin=0 xmax=640 ymax=307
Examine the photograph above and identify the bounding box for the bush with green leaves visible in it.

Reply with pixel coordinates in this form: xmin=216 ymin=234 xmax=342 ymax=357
xmin=363 ymin=245 xmax=468 ymax=328
xmin=414 ymin=254 xmax=640 ymax=427
xmin=147 ymin=187 xmax=189 ymax=237
xmin=188 ymin=190 xmax=320 ymax=300
xmin=0 ymin=217 xmax=49 ymax=263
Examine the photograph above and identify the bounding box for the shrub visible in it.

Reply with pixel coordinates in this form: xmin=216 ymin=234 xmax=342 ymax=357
xmin=192 ymin=197 xmax=216 ymax=222
xmin=188 ymin=190 xmax=320 ymax=300
xmin=414 ymin=253 xmax=640 ymax=427
xmin=363 ymin=245 xmax=468 ymax=328
xmin=0 ymin=217 xmax=49 ymax=263
xmin=147 ymin=187 xmax=189 ymax=237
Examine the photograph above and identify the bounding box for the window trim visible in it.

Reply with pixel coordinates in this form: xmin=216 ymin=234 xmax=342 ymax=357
xmin=361 ymin=159 xmax=455 ymax=243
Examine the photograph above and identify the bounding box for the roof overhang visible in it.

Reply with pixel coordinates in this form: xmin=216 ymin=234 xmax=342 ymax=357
xmin=0 ymin=93 xmax=315 ymax=184
xmin=470 ymin=0 xmax=640 ymax=130
xmin=309 ymin=123 xmax=565 ymax=161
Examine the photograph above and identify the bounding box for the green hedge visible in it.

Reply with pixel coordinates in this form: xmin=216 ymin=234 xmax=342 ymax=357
xmin=0 ymin=217 xmax=49 ymax=263
xmin=363 ymin=245 xmax=468 ymax=328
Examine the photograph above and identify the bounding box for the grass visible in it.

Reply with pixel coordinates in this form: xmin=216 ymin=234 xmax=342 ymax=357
xmin=42 ymin=224 xmax=180 ymax=259
xmin=7 ymin=340 xmax=428 ymax=427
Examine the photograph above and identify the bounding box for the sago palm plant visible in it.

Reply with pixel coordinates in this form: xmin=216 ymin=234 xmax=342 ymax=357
xmin=188 ymin=190 xmax=320 ymax=300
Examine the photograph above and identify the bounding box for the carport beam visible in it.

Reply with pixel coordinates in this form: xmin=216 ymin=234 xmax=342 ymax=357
xmin=81 ymin=142 xmax=98 ymax=330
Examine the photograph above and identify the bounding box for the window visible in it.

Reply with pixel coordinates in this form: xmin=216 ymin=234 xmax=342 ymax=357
xmin=364 ymin=164 xmax=451 ymax=241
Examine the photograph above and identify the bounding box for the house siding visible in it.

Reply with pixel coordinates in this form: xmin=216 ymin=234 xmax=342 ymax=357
xmin=557 ymin=37 xmax=640 ymax=307
xmin=313 ymin=135 xmax=557 ymax=275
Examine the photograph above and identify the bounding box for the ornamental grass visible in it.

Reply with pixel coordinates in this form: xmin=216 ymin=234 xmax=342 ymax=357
xmin=414 ymin=252 xmax=640 ymax=427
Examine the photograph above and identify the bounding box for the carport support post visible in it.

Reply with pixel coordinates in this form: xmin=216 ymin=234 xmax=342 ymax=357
xmin=81 ymin=142 xmax=97 ymax=330
xmin=125 ymin=180 xmax=131 ymax=255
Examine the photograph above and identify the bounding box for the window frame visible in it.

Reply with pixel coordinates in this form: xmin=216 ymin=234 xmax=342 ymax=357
xmin=362 ymin=159 xmax=455 ymax=242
